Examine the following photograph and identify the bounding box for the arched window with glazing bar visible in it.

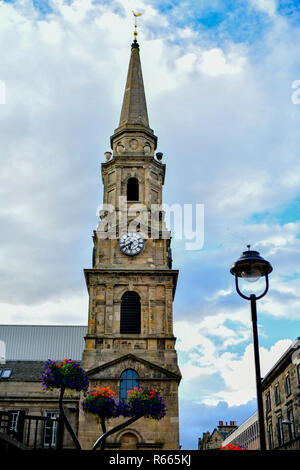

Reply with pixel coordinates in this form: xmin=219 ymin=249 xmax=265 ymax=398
xmin=120 ymin=369 xmax=139 ymax=401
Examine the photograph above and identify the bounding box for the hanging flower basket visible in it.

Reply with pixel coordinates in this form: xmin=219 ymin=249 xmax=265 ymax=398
xmin=83 ymin=386 xmax=166 ymax=422
xmin=127 ymin=387 xmax=166 ymax=420
xmin=83 ymin=386 xmax=119 ymax=420
xmin=41 ymin=359 xmax=89 ymax=394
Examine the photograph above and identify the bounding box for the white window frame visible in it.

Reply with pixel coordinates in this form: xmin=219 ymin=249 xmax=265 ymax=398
xmin=43 ymin=411 xmax=59 ymax=448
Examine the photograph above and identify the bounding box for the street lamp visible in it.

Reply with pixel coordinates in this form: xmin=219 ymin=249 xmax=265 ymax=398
xmin=230 ymin=245 xmax=273 ymax=451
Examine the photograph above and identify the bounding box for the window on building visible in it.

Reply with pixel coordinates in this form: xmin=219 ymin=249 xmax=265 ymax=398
xmin=277 ymin=417 xmax=284 ymax=446
xmin=297 ymin=364 xmax=300 ymax=386
xmin=268 ymin=423 xmax=273 ymax=450
xmin=274 ymin=384 xmax=281 ymax=405
xmin=43 ymin=411 xmax=59 ymax=448
xmin=120 ymin=291 xmax=141 ymax=334
xmin=285 ymin=375 xmax=291 ymax=397
xmin=266 ymin=392 xmax=271 ymax=412
xmin=120 ymin=369 xmax=139 ymax=401
xmin=127 ymin=178 xmax=139 ymax=201
xmin=0 ymin=369 xmax=12 ymax=378
xmin=8 ymin=411 xmax=20 ymax=437
xmin=287 ymin=409 xmax=295 ymax=441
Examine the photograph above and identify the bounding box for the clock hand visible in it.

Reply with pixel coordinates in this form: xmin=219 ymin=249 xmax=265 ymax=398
xmin=124 ymin=240 xmax=133 ymax=251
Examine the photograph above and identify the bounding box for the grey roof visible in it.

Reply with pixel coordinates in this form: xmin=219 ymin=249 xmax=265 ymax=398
xmin=218 ymin=429 xmax=232 ymax=439
xmin=0 ymin=325 xmax=88 ymax=361
xmin=1 ymin=361 xmax=46 ymax=380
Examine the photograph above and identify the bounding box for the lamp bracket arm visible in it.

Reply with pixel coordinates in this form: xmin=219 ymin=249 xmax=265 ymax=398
xmin=255 ymin=275 xmax=269 ymax=300
xmin=235 ymin=275 xmax=251 ymax=300
xmin=235 ymin=275 xmax=269 ymax=301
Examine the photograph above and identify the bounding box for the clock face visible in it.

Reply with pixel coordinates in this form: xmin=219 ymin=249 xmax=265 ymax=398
xmin=119 ymin=232 xmax=145 ymax=256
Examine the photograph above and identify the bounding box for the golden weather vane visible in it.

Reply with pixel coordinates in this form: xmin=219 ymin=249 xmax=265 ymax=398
xmin=132 ymin=11 xmax=142 ymax=41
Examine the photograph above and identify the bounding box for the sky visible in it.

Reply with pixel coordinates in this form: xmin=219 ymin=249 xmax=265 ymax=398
xmin=1 ymin=0 xmax=300 ymax=450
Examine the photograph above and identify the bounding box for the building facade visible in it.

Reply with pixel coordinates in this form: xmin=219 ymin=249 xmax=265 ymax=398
xmin=78 ymin=37 xmax=181 ymax=450
xmin=221 ymin=413 xmax=259 ymax=450
xmin=221 ymin=337 xmax=300 ymax=451
xmin=262 ymin=337 xmax=300 ymax=450
xmin=198 ymin=421 xmax=237 ymax=450
xmin=0 ymin=325 xmax=86 ymax=449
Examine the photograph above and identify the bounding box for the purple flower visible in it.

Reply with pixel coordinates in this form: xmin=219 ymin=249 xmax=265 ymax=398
xmin=41 ymin=359 xmax=89 ymax=394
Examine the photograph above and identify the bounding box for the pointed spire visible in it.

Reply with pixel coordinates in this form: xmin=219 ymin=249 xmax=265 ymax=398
xmin=118 ymin=40 xmax=149 ymax=130
xmin=110 ymin=40 xmax=157 ymax=156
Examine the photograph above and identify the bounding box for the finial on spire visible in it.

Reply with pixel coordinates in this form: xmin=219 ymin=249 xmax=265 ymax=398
xmin=132 ymin=11 xmax=142 ymax=43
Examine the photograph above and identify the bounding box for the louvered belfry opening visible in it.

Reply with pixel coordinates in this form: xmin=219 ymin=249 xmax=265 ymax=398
xmin=120 ymin=291 xmax=141 ymax=334
xmin=127 ymin=177 xmax=139 ymax=201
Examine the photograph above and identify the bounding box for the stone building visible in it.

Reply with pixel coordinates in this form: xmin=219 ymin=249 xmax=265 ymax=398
xmin=221 ymin=413 xmax=259 ymax=450
xmin=262 ymin=337 xmax=300 ymax=450
xmin=78 ymin=36 xmax=181 ymax=450
xmin=0 ymin=325 xmax=87 ymax=449
xmin=204 ymin=338 xmax=300 ymax=451
xmin=198 ymin=421 xmax=237 ymax=450
xmin=0 ymin=36 xmax=181 ymax=450
xmin=206 ymin=338 xmax=300 ymax=451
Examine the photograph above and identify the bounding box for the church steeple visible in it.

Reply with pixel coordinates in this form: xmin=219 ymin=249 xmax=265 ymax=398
xmin=110 ymin=40 xmax=157 ymax=156
xmin=80 ymin=24 xmax=181 ymax=451
xmin=119 ymin=41 xmax=149 ymax=130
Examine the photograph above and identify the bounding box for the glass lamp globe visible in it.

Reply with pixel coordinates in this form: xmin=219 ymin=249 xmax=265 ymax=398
xmin=230 ymin=246 xmax=272 ymax=282
xmin=240 ymin=266 xmax=263 ymax=283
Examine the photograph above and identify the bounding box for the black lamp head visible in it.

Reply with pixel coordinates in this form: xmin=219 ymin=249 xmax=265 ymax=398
xmin=230 ymin=246 xmax=273 ymax=283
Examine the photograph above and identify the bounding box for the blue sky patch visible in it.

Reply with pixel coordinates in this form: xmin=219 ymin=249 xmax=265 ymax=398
xmin=148 ymin=0 xmax=275 ymax=45
xmin=248 ymin=193 xmax=300 ymax=226
xmin=259 ymin=314 xmax=298 ymax=351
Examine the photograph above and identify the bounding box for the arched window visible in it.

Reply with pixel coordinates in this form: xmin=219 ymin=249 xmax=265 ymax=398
xmin=120 ymin=291 xmax=141 ymax=334
xmin=127 ymin=178 xmax=139 ymax=201
xmin=120 ymin=369 xmax=139 ymax=401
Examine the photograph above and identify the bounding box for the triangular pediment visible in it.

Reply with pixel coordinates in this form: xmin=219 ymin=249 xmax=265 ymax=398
xmin=210 ymin=429 xmax=222 ymax=440
xmin=87 ymin=353 xmax=181 ymax=381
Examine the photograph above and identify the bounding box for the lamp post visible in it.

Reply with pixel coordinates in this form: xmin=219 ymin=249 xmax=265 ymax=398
xmin=230 ymin=245 xmax=273 ymax=451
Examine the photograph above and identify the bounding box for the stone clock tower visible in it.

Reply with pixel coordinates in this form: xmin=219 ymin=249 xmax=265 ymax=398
xmin=79 ymin=38 xmax=181 ymax=450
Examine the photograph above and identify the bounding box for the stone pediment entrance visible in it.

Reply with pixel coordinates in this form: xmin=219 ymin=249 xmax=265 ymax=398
xmin=87 ymin=353 xmax=181 ymax=382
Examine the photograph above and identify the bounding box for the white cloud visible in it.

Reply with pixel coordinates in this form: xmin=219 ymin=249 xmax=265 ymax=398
xmin=209 ymin=339 xmax=292 ymax=406
xmin=175 ymin=309 xmax=251 ymax=355
xmin=198 ymin=48 xmax=245 ymax=77
xmin=177 ymin=319 xmax=292 ymax=406
xmin=248 ymin=0 xmax=277 ymax=16
xmin=0 ymin=294 xmax=88 ymax=325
